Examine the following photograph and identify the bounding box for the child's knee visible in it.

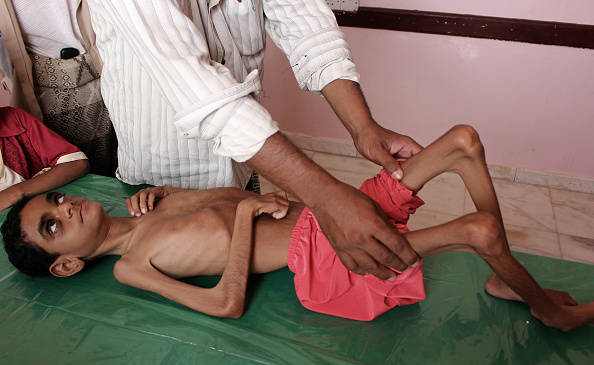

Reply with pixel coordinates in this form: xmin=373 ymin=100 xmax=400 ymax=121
xmin=463 ymin=212 xmax=504 ymax=257
xmin=449 ymin=124 xmax=484 ymax=158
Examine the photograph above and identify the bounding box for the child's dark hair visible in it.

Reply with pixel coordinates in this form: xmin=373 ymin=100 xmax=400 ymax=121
xmin=1 ymin=195 xmax=57 ymax=277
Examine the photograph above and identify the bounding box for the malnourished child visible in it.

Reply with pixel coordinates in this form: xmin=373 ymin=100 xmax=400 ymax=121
xmin=3 ymin=125 xmax=593 ymax=330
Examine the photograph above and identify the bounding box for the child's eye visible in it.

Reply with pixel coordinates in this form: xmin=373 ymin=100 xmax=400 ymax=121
xmin=48 ymin=220 xmax=57 ymax=235
xmin=57 ymin=194 xmax=64 ymax=204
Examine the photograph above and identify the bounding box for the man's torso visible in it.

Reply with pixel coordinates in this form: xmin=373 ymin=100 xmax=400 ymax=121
xmin=87 ymin=0 xmax=267 ymax=190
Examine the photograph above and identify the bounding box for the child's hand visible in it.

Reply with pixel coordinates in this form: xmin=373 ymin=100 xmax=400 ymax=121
xmin=243 ymin=191 xmax=290 ymax=219
xmin=126 ymin=186 xmax=175 ymax=216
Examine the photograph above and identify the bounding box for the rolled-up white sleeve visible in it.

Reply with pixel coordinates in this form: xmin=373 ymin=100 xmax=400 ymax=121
xmin=88 ymin=0 xmax=278 ymax=161
xmin=173 ymin=69 xmax=279 ymax=161
xmin=264 ymin=0 xmax=360 ymax=94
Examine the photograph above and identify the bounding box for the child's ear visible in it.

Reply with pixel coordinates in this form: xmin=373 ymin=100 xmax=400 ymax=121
xmin=49 ymin=257 xmax=85 ymax=277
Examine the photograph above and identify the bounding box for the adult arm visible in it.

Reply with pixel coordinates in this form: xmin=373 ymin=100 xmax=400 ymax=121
xmin=247 ymin=133 xmax=420 ymax=279
xmin=262 ymin=1 xmax=422 ymax=277
xmin=0 ymin=159 xmax=89 ymax=211
xmin=114 ymin=192 xmax=289 ymax=318
xmin=321 ymin=79 xmax=423 ymax=179
xmin=264 ymin=0 xmax=422 ymax=177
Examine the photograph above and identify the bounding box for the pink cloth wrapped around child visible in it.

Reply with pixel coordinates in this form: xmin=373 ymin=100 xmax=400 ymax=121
xmin=288 ymin=169 xmax=426 ymax=321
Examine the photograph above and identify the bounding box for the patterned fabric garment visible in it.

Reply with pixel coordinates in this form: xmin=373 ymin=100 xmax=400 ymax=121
xmin=86 ymin=0 xmax=359 ymax=190
xmin=1 ymin=133 xmax=44 ymax=180
xmin=30 ymin=52 xmax=118 ymax=177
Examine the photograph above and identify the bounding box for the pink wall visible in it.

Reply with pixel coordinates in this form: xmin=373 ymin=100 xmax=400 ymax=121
xmin=261 ymin=9 xmax=594 ymax=179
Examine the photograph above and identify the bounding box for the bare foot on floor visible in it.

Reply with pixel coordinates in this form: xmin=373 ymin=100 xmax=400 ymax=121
xmin=484 ymin=275 xmax=577 ymax=306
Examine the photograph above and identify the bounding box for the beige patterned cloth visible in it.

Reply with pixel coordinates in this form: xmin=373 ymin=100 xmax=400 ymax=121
xmin=30 ymin=52 xmax=117 ymax=177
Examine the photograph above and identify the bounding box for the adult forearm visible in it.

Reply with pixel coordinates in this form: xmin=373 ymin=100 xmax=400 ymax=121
xmin=321 ymin=79 xmax=375 ymax=138
xmin=246 ymin=132 xmax=343 ymax=210
xmin=321 ymin=79 xmax=423 ymax=179
xmin=247 ymin=132 xmax=420 ymax=280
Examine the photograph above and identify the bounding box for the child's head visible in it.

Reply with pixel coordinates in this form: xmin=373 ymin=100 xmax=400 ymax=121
xmin=2 ymin=195 xmax=58 ymax=276
xmin=2 ymin=193 xmax=111 ymax=277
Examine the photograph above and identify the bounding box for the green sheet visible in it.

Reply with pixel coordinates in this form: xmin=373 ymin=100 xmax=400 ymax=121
xmin=1 ymin=174 xmax=593 ymax=364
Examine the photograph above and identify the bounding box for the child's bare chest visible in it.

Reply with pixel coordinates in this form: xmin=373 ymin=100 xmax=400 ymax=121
xmin=126 ymin=203 xmax=237 ymax=278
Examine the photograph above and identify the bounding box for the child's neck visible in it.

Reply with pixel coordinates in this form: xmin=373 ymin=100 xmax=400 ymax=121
xmin=86 ymin=216 xmax=142 ymax=260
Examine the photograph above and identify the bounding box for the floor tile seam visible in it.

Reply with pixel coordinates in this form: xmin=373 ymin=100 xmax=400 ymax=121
xmin=544 ymin=186 xmax=565 ymax=261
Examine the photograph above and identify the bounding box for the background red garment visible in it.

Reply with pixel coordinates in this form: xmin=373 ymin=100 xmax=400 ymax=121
xmin=0 ymin=106 xmax=82 ymax=180
xmin=289 ymin=170 xmax=426 ymax=321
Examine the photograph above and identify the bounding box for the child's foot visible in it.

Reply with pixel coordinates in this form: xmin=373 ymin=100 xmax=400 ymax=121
xmin=485 ymin=275 xmax=577 ymax=306
xmin=542 ymin=289 xmax=578 ymax=306
xmin=530 ymin=305 xmax=586 ymax=332
xmin=485 ymin=274 xmax=522 ymax=301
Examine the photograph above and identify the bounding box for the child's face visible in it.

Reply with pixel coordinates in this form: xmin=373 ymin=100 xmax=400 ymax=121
xmin=19 ymin=192 xmax=110 ymax=258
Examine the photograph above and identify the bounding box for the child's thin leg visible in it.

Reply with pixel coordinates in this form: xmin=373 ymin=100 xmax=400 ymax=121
xmin=398 ymin=125 xmax=512 ymax=292
xmin=405 ymin=212 xmax=589 ymax=331
xmin=384 ymin=125 xmax=574 ymax=305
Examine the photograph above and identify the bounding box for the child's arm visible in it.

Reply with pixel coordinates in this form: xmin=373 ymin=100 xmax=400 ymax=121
xmin=125 ymin=186 xmax=189 ymax=216
xmin=115 ymin=191 xmax=290 ymax=318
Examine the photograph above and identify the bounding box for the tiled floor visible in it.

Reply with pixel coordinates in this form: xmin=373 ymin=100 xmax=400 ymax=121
xmin=261 ymin=151 xmax=594 ymax=265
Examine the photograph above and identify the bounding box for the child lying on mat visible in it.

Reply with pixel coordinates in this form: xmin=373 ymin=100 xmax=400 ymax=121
xmin=2 ymin=125 xmax=593 ymax=331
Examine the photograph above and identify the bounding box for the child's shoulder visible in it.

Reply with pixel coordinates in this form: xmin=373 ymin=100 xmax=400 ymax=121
xmin=112 ymin=256 xmax=137 ymax=284
xmin=112 ymin=254 xmax=155 ymax=285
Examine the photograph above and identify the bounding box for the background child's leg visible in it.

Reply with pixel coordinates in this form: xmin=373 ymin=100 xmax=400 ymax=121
xmin=404 ymin=212 xmax=586 ymax=331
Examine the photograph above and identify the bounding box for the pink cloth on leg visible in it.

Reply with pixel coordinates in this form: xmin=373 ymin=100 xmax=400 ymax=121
xmin=288 ymin=169 xmax=426 ymax=321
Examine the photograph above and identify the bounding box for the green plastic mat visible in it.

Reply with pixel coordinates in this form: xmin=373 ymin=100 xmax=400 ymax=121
xmin=1 ymin=174 xmax=593 ymax=364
